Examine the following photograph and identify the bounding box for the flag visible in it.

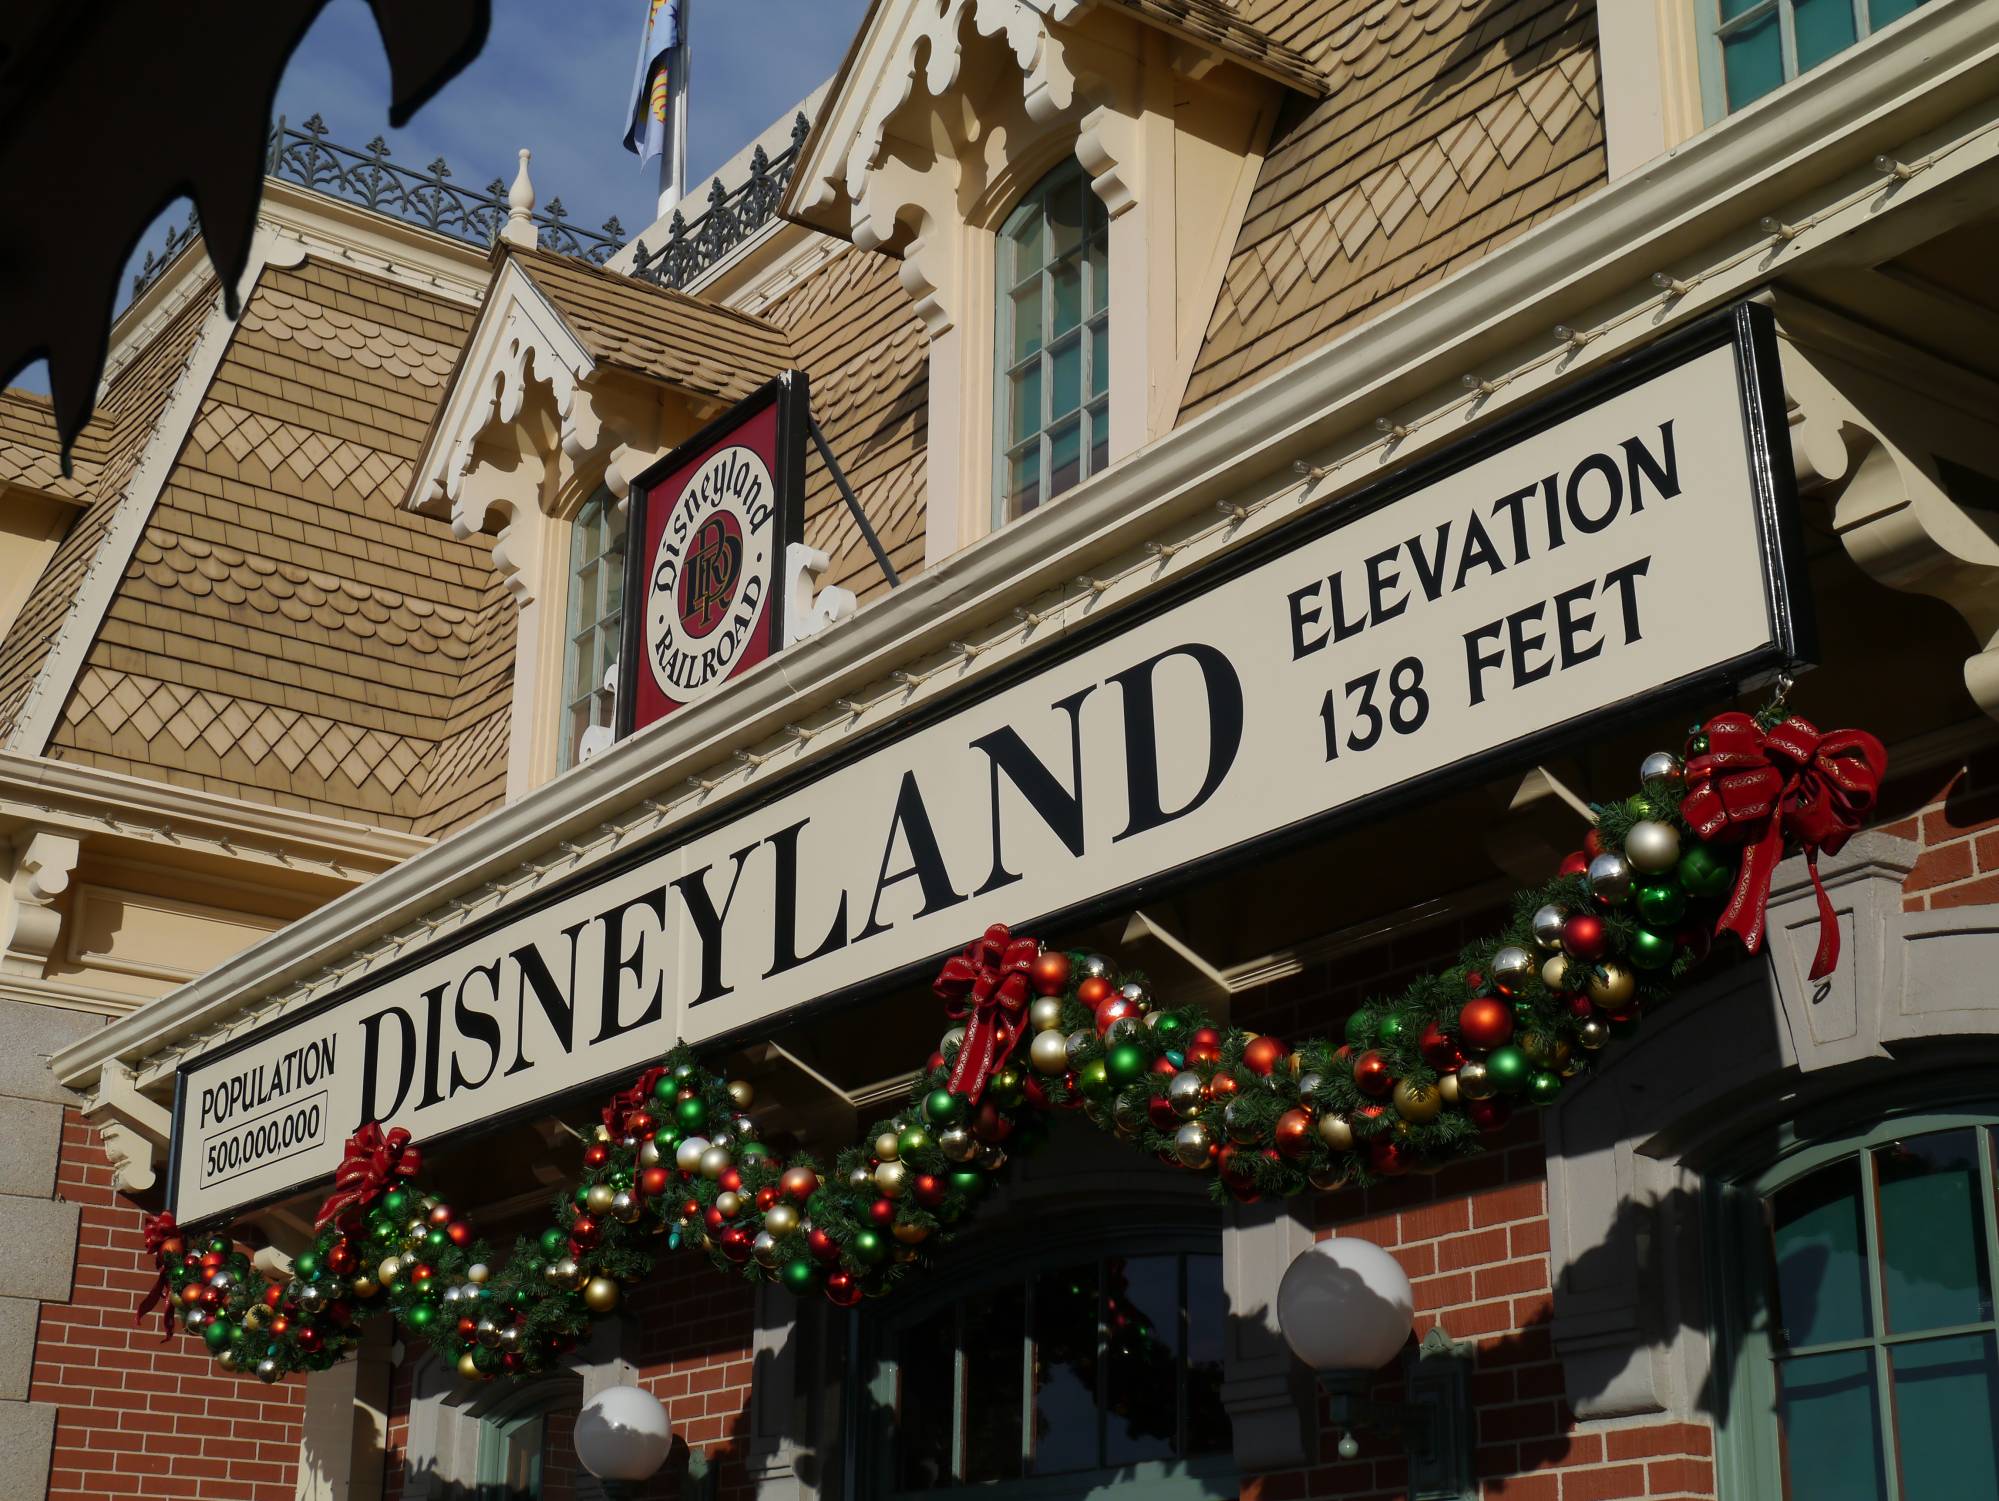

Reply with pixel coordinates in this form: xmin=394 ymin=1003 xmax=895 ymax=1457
xmin=624 ymin=0 xmax=681 ymax=165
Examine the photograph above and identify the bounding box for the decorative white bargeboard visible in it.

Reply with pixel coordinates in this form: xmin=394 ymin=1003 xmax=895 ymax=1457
xmin=171 ymin=308 xmax=1806 ymax=1224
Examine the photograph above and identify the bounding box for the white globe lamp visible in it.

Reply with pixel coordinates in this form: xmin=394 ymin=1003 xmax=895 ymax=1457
xmin=1276 ymin=1234 xmax=1415 ymax=1375
xmin=573 ymin=1384 xmax=673 ymax=1499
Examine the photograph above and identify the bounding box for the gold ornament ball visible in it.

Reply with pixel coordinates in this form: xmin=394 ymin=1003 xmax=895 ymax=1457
xmin=639 ymin=1140 xmax=662 ymax=1168
xmin=1436 ymin=1072 xmax=1461 ymax=1104
xmin=1316 ymin=1112 xmax=1355 ymax=1151
xmin=378 ymin=1257 xmax=404 ymax=1284
xmin=893 ymin=1222 xmax=930 ymax=1245
xmin=699 ymin=1145 xmax=733 ymax=1180
xmin=594 ymin=1124 xmax=612 ymax=1142
xmin=1541 ymin=954 xmax=1577 ymax=993
xmin=1586 ymin=963 xmax=1638 ymax=1011
xmin=1030 ymin=996 xmax=1066 ymax=1033
xmin=874 ymin=1130 xmax=902 ymax=1163
xmin=753 ymin=1231 xmax=780 ymax=1267
xmin=1393 ymin=1079 xmax=1443 ymax=1124
xmin=765 ymin=1202 xmax=800 ymax=1236
xmin=582 ymin=1277 xmax=621 ymax=1314
xmin=217 ymin=1348 xmax=241 ymax=1372
xmin=544 ymin=1258 xmax=583 ymax=1291
xmin=727 ymin=1079 xmax=755 ymax=1109
xmin=585 ymin=1184 xmax=617 ymax=1216
xmin=847 ymin=1165 xmax=873 ymax=1192
xmin=467 ymin=1263 xmax=490 ymax=1285
xmin=1307 ymin=1164 xmax=1351 ymax=1192
xmin=875 ymin=1160 xmax=909 ymax=1198
xmin=1623 ymin=819 xmax=1681 ymax=874
xmin=714 ymin=1191 xmax=742 ymax=1219
xmin=1520 ymin=1032 xmax=1573 ymax=1070
xmin=1577 ymin=1018 xmax=1612 ymax=1050
xmin=1029 ymin=1029 xmax=1071 ymax=1075
xmin=242 ymin=1305 xmax=268 ymax=1332
xmin=1456 ymin=1059 xmax=1497 ymax=1100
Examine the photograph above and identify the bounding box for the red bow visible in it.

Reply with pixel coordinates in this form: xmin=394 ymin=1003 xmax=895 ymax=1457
xmin=136 ymin=1212 xmax=181 ymax=1340
xmin=934 ymin=924 xmax=1040 ymax=1103
xmin=315 ymin=1124 xmax=422 ymax=1229
xmin=1682 ymin=712 xmax=1887 ymax=980
xmin=603 ymin=1067 xmax=666 ymax=1139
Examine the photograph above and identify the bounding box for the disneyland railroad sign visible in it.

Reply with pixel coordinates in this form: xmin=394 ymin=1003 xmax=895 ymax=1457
xmin=172 ymin=306 xmax=1809 ymax=1224
xmin=617 ymin=373 xmax=808 ymax=733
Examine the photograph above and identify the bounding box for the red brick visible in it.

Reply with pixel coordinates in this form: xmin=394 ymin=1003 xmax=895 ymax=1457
xmin=1604 ymin=1423 xmax=1711 ymax=1461
xmin=1473 ymin=1182 xmax=1545 ymax=1227
xmin=1559 ymin=1463 xmax=1648 ymax=1499
xmin=1438 ymin=1228 xmax=1512 ymax=1271
xmin=1477 ymin=1258 xmax=1550 ymax=1298
xmin=1400 ymin=1198 xmax=1472 ymax=1241
xmin=1975 ymin=827 xmax=1999 ymax=871
xmin=1931 ymin=872 xmax=1999 ymax=908
xmin=1908 ymin=842 xmax=1974 ymax=891
xmin=1646 ymin=1457 xmax=1715 ymax=1495
xmin=1517 ymin=1432 xmax=1603 ymax=1469
xmin=1482 ymin=1472 xmax=1558 ymax=1499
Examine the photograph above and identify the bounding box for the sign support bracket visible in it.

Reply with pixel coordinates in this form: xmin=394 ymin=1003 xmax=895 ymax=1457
xmin=808 ymin=413 xmax=902 ymax=589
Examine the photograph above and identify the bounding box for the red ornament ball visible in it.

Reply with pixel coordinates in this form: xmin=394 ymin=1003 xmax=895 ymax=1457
xmin=626 ymin=1110 xmax=655 ymax=1137
xmin=972 ymin=1101 xmax=1014 ymax=1143
xmin=1094 ymin=996 xmax=1138 ymax=1035
xmin=582 ymin=1143 xmax=609 ymax=1169
xmin=1568 ymin=994 xmax=1599 ymax=1019
xmin=913 ymin=1174 xmax=945 ymax=1209
xmin=264 ymin=1283 xmax=285 ymax=1309
xmin=569 ymin=1215 xmax=600 ymax=1247
xmin=1562 ymin=913 xmax=1609 ymax=962
xmin=297 ymin=1326 xmax=324 ymax=1354
xmin=1558 ymin=849 xmax=1590 ymax=877
xmin=869 ymin=1198 xmax=895 ymax=1227
xmin=1457 ymin=997 xmax=1514 ymax=1051
xmin=1030 ymin=950 xmax=1072 ymax=996
xmin=1216 ymin=1146 xmax=1259 ymax=1202
xmin=1273 ymin=1109 xmax=1314 ymax=1160
xmin=1369 ymin=1137 xmax=1411 ymax=1176
xmin=1585 ymin=827 xmax=1605 ymax=857
xmin=720 ymin=1227 xmax=751 ymax=1262
xmin=704 ymin=1205 xmax=726 ymax=1231
xmin=326 ymin=1242 xmax=356 ymax=1275
xmin=755 ymin=1185 xmax=779 ymax=1211
xmin=1148 ymin=1095 xmax=1180 ymax=1131
xmin=1242 ymin=1035 xmax=1287 ymax=1077
xmin=808 ymin=1228 xmax=841 ymax=1263
xmin=457 ymin=1315 xmax=478 ymax=1339
xmin=1351 ymin=1050 xmax=1394 ymax=1097
xmin=926 ymin=1051 xmax=946 ymax=1075
xmin=446 ymin=1221 xmax=472 ymax=1248
xmin=1209 ymin=1072 xmax=1239 ymax=1099
xmin=270 ymin=1314 xmax=291 ymax=1336
xmin=1418 ymin=1022 xmax=1461 ymax=1071
xmin=1466 ymin=1097 xmax=1512 ymax=1134
xmin=1077 ymin=975 xmax=1116 ymax=1008
xmin=719 ymin=1168 xmax=742 ymax=1193
xmin=826 ymin=1270 xmax=864 ymax=1307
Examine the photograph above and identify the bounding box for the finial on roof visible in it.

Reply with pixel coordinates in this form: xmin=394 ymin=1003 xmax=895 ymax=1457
xmin=502 ymin=148 xmax=538 ymax=248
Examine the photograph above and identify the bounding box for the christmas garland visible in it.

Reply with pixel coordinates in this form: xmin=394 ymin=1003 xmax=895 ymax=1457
xmin=140 ymin=703 xmax=1886 ymax=1384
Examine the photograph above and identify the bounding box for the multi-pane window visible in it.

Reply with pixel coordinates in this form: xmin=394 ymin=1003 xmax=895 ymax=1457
xmin=1704 ymin=0 xmax=1931 ymax=116
xmin=558 ymin=488 xmax=625 ymax=773
xmin=475 ymin=1391 xmax=581 ymax=1500
xmin=994 ymin=158 xmax=1110 ymax=525
xmin=1721 ymin=1113 xmax=1999 ymax=1500
xmin=870 ymin=1247 xmax=1232 ymax=1496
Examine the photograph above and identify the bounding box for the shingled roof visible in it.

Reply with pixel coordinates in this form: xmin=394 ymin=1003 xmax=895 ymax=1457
xmin=509 ymin=248 xmax=796 ymax=404
xmin=1109 ymin=0 xmax=1328 ymax=95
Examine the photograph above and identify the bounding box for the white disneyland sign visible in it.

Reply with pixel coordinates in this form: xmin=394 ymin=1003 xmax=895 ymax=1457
xmin=172 ymin=309 xmax=1806 ymax=1223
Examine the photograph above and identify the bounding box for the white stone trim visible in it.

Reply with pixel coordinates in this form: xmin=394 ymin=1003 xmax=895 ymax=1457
xmin=47 ymin=0 xmax=1999 ymax=1100
xmin=1597 ymin=0 xmax=1706 ymax=180
xmin=4 ymin=232 xmax=305 ymax=759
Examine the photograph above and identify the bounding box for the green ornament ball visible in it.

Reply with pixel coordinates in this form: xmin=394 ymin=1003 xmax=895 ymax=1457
xmin=1634 ymin=880 xmax=1688 ymax=927
xmin=370 ymin=1217 xmax=396 ymax=1243
xmin=898 ymin=1126 xmax=933 ymax=1158
xmin=1527 ymin=1071 xmax=1564 ymax=1106
xmin=852 ymin=1229 xmax=887 ymax=1265
xmin=948 ymin=1168 xmax=987 ymax=1199
xmin=573 ymin=1184 xmax=591 ymax=1208
xmin=1105 ymin=1043 xmax=1147 ymax=1085
xmin=1079 ymin=1059 xmax=1112 ymax=1098
xmin=923 ymin=1089 xmax=964 ymax=1125
xmin=781 ymin=1259 xmax=818 ymax=1294
xmin=675 ymin=1096 xmax=709 ymax=1132
xmin=739 ymin=1141 xmax=769 ymax=1162
xmin=1376 ymin=1013 xmax=1407 ymax=1046
xmin=1676 ymin=843 xmax=1731 ymax=898
xmin=1630 ymin=926 xmax=1676 ymax=971
xmin=540 ymin=1226 xmax=568 ymax=1258
xmin=1151 ymin=1014 xmax=1185 ymax=1045
xmin=294 ymin=1251 xmax=319 ymax=1280
xmin=382 ymin=1189 xmax=409 ymax=1217
xmin=652 ymin=1124 xmax=682 ymax=1150
xmin=1485 ymin=1045 xmax=1531 ymax=1093
xmin=204 ymin=1319 xmax=233 ymax=1351
xmin=425 ymin=1228 xmax=449 ymax=1253
xmin=1344 ymin=1010 xmax=1378 ymax=1048
xmin=406 ymin=1301 xmax=436 ymax=1330
xmin=653 ymin=1075 xmax=677 ymax=1102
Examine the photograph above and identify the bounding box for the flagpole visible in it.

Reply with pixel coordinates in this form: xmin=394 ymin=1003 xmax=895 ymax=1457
xmin=658 ymin=0 xmax=690 ymax=219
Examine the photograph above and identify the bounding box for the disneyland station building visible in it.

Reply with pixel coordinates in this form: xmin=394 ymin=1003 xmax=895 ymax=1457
xmin=7 ymin=2 xmax=1999 ymax=1498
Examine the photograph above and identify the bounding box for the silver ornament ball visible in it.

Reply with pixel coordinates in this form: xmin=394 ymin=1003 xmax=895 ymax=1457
xmin=1029 ymin=996 xmax=1066 ymax=1033
xmin=1173 ymin=1120 xmax=1214 ymax=1169
xmin=1077 ymin=953 xmax=1117 ymax=982
xmin=1588 ymin=851 xmax=1634 ymax=904
xmin=1029 ymin=1029 xmax=1071 ymax=1075
xmin=1531 ymin=903 xmax=1569 ymax=951
xmin=1623 ymin=819 xmax=1682 ymax=874
xmin=1167 ymin=1070 xmax=1207 ymax=1118
xmin=938 ymin=1127 xmax=978 ymax=1163
xmin=1064 ymin=1029 xmax=1095 ymax=1068
xmin=1639 ymin=750 xmax=1685 ymax=786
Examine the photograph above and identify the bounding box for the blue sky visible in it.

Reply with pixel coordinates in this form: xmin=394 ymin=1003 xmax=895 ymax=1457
xmin=15 ymin=0 xmax=869 ymax=393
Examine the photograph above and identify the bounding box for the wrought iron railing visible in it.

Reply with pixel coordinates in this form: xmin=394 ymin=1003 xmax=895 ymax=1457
xmin=129 ymin=108 xmax=813 ymax=306
xmin=628 ymin=112 xmax=810 ymax=292
xmin=129 ymin=114 xmax=629 ymax=300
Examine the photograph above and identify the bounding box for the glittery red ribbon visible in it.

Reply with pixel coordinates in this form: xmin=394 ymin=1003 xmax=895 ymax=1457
xmin=603 ymin=1067 xmax=666 ymax=1139
xmin=934 ymin=924 xmax=1040 ymax=1104
xmin=136 ymin=1211 xmax=180 ymax=1340
xmin=1682 ymin=712 xmax=1887 ymax=980
xmin=315 ymin=1124 xmax=422 ymax=1229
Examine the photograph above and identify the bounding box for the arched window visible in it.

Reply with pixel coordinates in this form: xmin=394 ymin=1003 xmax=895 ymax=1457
xmin=474 ymin=1380 xmax=583 ymax=1500
xmin=1713 ymin=1097 xmax=1999 ymax=1499
xmin=853 ymin=1216 xmax=1233 ymax=1497
xmin=993 ymin=158 xmax=1110 ymax=525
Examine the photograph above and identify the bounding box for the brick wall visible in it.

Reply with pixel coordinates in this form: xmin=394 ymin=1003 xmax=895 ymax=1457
xmin=28 ymin=1112 xmax=304 ymax=1500
xmin=630 ymin=1250 xmax=758 ymax=1501
xmin=1880 ymin=746 xmax=1999 ymax=911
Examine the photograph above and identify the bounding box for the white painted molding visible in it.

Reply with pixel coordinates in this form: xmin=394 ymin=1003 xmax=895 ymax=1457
xmin=86 ymin=1060 xmax=173 ymax=1195
xmin=784 ymin=543 xmax=859 ymax=646
xmin=47 ymin=0 xmax=1999 ymax=1099
xmin=1 ymin=827 xmax=79 ymax=977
